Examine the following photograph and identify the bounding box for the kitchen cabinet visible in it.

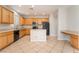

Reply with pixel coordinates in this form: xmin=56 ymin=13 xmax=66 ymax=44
xmin=7 ymin=31 xmax=14 ymax=45
xmin=25 ymin=18 xmax=48 ymax=25
xmin=19 ymin=29 xmax=26 ymax=38
xmin=0 ymin=33 xmax=7 ymax=49
xmin=26 ymin=29 xmax=30 ymax=35
xmin=41 ymin=18 xmax=48 ymax=22
xmin=70 ymin=35 xmax=79 ymax=49
xmin=0 ymin=6 xmax=2 ymax=24
xmin=2 ymin=7 xmax=10 ymax=24
xmin=25 ymin=18 xmax=32 ymax=25
xmin=0 ymin=31 xmax=14 ymax=50
xmin=0 ymin=6 xmax=14 ymax=24
xmin=20 ymin=16 xmax=25 ymax=25
xmin=9 ymin=11 xmax=14 ymax=24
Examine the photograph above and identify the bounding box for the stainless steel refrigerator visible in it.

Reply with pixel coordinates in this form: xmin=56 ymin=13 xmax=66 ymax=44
xmin=42 ymin=22 xmax=49 ymax=35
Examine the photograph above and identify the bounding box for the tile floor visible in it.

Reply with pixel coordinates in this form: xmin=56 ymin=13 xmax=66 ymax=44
xmin=0 ymin=36 xmax=79 ymax=53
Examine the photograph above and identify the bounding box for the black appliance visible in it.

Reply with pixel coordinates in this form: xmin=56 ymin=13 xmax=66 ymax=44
xmin=14 ymin=30 xmax=19 ymax=42
xmin=42 ymin=22 xmax=49 ymax=35
xmin=32 ymin=22 xmax=38 ymax=29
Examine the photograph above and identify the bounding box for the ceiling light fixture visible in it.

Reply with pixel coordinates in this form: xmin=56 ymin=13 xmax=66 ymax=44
xmin=19 ymin=5 xmax=22 ymax=7
xmin=32 ymin=5 xmax=35 ymax=8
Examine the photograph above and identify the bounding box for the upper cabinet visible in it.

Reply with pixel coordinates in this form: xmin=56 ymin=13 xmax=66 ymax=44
xmin=2 ymin=7 xmax=10 ymax=24
xmin=0 ymin=6 xmax=2 ymax=24
xmin=25 ymin=18 xmax=33 ymax=25
xmin=9 ymin=11 xmax=14 ymax=24
xmin=20 ymin=16 xmax=25 ymax=25
xmin=0 ymin=6 xmax=14 ymax=24
xmin=25 ymin=18 xmax=48 ymax=25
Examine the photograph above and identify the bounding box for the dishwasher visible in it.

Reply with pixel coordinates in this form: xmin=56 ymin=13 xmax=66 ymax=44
xmin=14 ymin=30 xmax=19 ymax=42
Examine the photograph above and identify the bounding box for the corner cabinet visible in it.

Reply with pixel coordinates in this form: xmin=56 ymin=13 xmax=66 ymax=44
xmin=0 ymin=6 xmax=14 ymax=24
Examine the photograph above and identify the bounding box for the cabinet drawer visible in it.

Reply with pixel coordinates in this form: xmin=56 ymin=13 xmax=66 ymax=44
xmin=0 ymin=33 xmax=6 ymax=36
xmin=6 ymin=31 xmax=13 ymax=35
xmin=7 ymin=34 xmax=14 ymax=44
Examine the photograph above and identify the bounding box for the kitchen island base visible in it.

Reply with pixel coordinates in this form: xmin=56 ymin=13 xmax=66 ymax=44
xmin=30 ymin=29 xmax=47 ymax=41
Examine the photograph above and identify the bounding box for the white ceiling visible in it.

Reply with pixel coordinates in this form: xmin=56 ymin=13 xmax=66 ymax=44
xmin=8 ymin=5 xmax=70 ymax=17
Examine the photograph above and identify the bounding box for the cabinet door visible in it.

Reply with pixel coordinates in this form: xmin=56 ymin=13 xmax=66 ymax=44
xmin=7 ymin=34 xmax=14 ymax=44
xmin=70 ymin=35 xmax=78 ymax=48
xmin=9 ymin=11 xmax=14 ymax=24
xmin=19 ymin=30 xmax=23 ymax=38
xmin=26 ymin=29 xmax=30 ymax=35
xmin=25 ymin=18 xmax=32 ymax=25
xmin=20 ymin=16 xmax=25 ymax=25
xmin=2 ymin=8 xmax=10 ymax=24
xmin=0 ymin=6 xmax=2 ymax=24
xmin=23 ymin=18 xmax=25 ymax=25
xmin=0 ymin=35 xmax=7 ymax=49
xmin=43 ymin=18 xmax=48 ymax=22
xmin=7 ymin=32 xmax=14 ymax=44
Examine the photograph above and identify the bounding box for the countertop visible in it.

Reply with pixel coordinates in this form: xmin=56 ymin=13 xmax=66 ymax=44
xmin=61 ymin=30 xmax=79 ymax=36
xmin=0 ymin=27 xmax=29 ymax=33
xmin=0 ymin=28 xmax=44 ymax=33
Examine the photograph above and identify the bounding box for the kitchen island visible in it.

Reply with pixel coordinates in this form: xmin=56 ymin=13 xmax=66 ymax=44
xmin=30 ymin=29 xmax=47 ymax=41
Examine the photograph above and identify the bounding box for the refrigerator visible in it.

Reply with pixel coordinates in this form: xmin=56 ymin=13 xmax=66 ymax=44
xmin=42 ymin=22 xmax=50 ymax=35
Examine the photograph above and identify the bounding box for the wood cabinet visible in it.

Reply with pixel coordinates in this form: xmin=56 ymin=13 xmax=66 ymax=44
xmin=41 ymin=18 xmax=48 ymax=22
xmin=25 ymin=18 xmax=48 ymax=25
xmin=7 ymin=31 xmax=14 ymax=45
xmin=25 ymin=18 xmax=32 ymax=25
xmin=20 ymin=16 xmax=25 ymax=25
xmin=2 ymin=7 xmax=10 ymax=24
xmin=0 ymin=6 xmax=2 ymax=24
xmin=19 ymin=29 xmax=26 ymax=38
xmin=0 ymin=33 xmax=7 ymax=49
xmin=70 ymin=35 xmax=79 ymax=49
xmin=0 ymin=6 xmax=14 ymax=24
xmin=26 ymin=29 xmax=30 ymax=35
xmin=0 ymin=31 xmax=14 ymax=50
xmin=9 ymin=11 xmax=14 ymax=24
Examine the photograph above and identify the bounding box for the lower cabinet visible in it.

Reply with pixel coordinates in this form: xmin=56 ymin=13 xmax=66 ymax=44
xmin=70 ymin=35 xmax=79 ymax=49
xmin=7 ymin=31 xmax=14 ymax=45
xmin=0 ymin=33 xmax=7 ymax=49
xmin=0 ymin=31 xmax=14 ymax=50
xmin=19 ymin=29 xmax=30 ymax=38
xmin=26 ymin=29 xmax=30 ymax=35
